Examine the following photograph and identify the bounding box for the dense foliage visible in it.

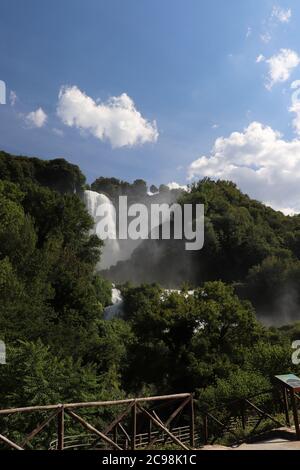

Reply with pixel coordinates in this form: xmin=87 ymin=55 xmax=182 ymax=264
xmin=0 ymin=152 xmax=299 ymax=448
xmin=106 ymin=179 xmax=300 ymax=324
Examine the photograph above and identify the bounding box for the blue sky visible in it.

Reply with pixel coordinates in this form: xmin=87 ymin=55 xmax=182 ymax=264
xmin=1 ymin=0 xmax=300 ymax=212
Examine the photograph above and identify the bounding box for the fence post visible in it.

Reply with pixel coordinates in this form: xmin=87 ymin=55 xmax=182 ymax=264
xmin=291 ymin=391 xmax=300 ymax=440
xmin=283 ymin=388 xmax=291 ymax=427
xmin=190 ymin=394 xmax=195 ymax=448
xmin=131 ymin=401 xmax=137 ymax=450
xmin=113 ymin=424 xmax=118 ymax=446
xmin=241 ymin=400 xmax=246 ymax=430
xmin=57 ymin=406 xmax=64 ymax=450
xmin=203 ymin=414 xmax=208 ymax=444
xmin=148 ymin=418 xmax=152 ymax=444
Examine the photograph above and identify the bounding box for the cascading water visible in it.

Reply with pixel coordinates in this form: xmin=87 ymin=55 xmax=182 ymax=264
xmin=103 ymin=286 xmax=124 ymax=319
xmin=84 ymin=190 xmax=121 ymax=269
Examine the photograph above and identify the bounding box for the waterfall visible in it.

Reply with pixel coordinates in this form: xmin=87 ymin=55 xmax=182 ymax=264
xmin=84 ymin=190 xmax=120 ymax=269
xmin=103 ymin=286 xmax=124 ymax=320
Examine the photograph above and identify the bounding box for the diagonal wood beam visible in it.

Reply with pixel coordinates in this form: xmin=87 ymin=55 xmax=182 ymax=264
xmin=20 ymin=409 xmax=61 ymax=447
xmin=89 ymin=401 xmax=135 ymax=448
xmin=137 ymin=404 xmax=189 ymax=450
xmin=210 ymin=411 xmax=237 ymax=445
xmin=206 ymin=412 xmax=239 ymax=443
xmin=103 ymin=401 xmax=135 ymax=436
xmin=145 ymin=396 xmax=191 ymax=449
xmin=118 ymin=423 xmax=131 ymax=442
xmin=245 ymin=399 xmax=284 ymax=427
xmin=65 ymin=409 xmax=122 ymax=450
xmin=249 ymin=414 xmax=265 ymax=436
xmin=0 ymin=433 xmax=24 ymax=450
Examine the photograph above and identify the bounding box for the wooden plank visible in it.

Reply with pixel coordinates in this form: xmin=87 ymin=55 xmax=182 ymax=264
xmin=119 ymin=422 xmax=131 ymax=447
xmin=283 ymin=388 xmax=291 ymax=427
xmin=66 ymin=409 xmax=122 ymax=450
xmin=63 ymin=393 xmax=190 ymax=410
xmin=0 ymin=433 xmax=24 ymax=450
xmin=145 ymin=396 xmax=191 ymax=449
xmin=89 ymin=401 xmax=135 ymax=449
xmin=249 ymin=414 xmax=264 ymax=435
xmin=206 ymin=412 xmax=239 ymax=442
xmin=189 ymin=395 xmax=195 ymax=448
xmin=21 ymin=409 xmax=60 ymax=447
xmin=152 ymin=410 xmax=164 ymax=426
xmin=291 ymin=391 xmax=300 ymax=440
xmin=245 ymin=399 xmax=284 ymax=427
xmin=137 ymin=404 xmax=189 ymax=450
xmin=0 ymin=394 xmax=190 ymax=415
xmin=57 ymin=406 xmax=64 ymax=450
xmin=241 ymin=401 xmax=246 ymax=430
xmin=210 ymin=411 xmax=238 ymax=444
xmin=131 ymin=402 xmax=137 ymax=450
xmin=103 ymin=401 xmax=135 ymax=435
xmin=0 ymin=404 xmax=60 ymax=415
xmin=203 ymin=414 xmax=208 ymax=444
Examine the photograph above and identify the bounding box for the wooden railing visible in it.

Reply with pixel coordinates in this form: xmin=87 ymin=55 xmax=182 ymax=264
xmin=0 ymin=387 xmax=298 ymax=450
xmin=0 ymin=393 xmax=195 ymax=451
xmin=198 ymin=388 xmax=298 ymax=445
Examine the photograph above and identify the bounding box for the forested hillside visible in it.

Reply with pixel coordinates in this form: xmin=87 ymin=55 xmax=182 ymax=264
xmin=105 ymin=179 xmax=300 ymax=324
xmin=0 ymin=152 xmax=299 ymax=448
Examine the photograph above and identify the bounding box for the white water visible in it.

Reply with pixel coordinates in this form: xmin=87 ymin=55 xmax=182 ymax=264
xmin=84 ymin=190 xmax=121 ymax=269
xmin=103 ymin=286 xmax=124 ymax=320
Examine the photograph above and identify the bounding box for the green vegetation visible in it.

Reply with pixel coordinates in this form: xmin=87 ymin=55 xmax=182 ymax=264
xmin=106 ymin=179 xmax=300 ymax=324
xmin=0 ymin=152 xmax=299 ymax=448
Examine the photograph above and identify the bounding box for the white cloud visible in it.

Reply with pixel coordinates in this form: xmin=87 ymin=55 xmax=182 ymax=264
xmin=9 ymin=90 xmax=17 ymax=106
xmin=25 ymin=107 xmax=47 ymax=128
xmin=256 ymin=54 xmax=265 ymax=64
xmin=187 ymin=121 xmax=300 ymax=214
xmin=272 ymin=5 xmax=292 ymax=23
xmin=167 ymin=182 xmax=188 ymax=192
xmin=264 ymin=49 xmax=300 ymax=89
xmin=289 ymin=80 xmax=300 ymax=136
xmin=57 ymin=86 xmax=158 ymax=148
xmin=246 ymin=27 xmax=252 ymax=39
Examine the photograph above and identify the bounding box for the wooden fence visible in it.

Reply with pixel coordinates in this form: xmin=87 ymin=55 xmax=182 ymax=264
xmin=0 ymin=393 xmax=195 ymax=450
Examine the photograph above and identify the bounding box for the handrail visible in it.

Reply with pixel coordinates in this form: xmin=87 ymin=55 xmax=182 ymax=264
xmin=0 ymin=393 xmax=191 ymax=416
xmin=0 ymin=393 xmax=194 ymax=451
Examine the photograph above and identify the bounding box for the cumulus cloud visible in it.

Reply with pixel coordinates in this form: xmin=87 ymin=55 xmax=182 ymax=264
xmin=272 ymin=5 xmax=292 ymax=23
xmin=25 ymin=107 xmax=47 ymax=128
xmin=262 ymin=49 xmax=300 ymax=89
xmin=57 ymin=86 xmax=158 ymax=148
xmin=187 ymin=121 xmax=300 ymax=214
